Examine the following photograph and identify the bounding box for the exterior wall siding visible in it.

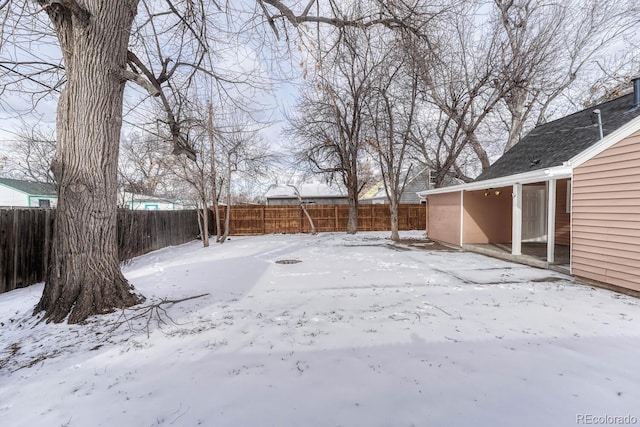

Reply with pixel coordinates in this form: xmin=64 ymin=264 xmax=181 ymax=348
xmin=0 ymin=186 xmax=57 ymax=208
xmin=427 ymin=192 xmax=462 ymax=246
xmin=462 ymin=187 xmax=512 ymax=244
xmin=555 ymin=178 xmax=571 ymax=246
xmin=0 ymin=186 xmax=29 ymax=207
xmin=572 ymin=130 xmax=640 ymax=292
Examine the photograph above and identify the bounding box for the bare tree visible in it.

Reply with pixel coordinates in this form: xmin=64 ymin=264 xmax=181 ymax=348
xmin=206 ymin=102 xmax=223 ymax=243
xmin=0 ymin=1 xmax=422 ymax=323
xmin=365 ymin=41 xmax=419 ymax=241
xmin=171 ymin=120 xmax=212 ymax=247
xmin=288 ymin=27 xmax=382 ymax=234
xmin=494 ymin=0 xmax=640 ymax=151
xmin=404 ymin=0 xmax=640 ymax=181
xmin=118 ymin=131 xmax=176 ymax=199
xmin=580 ymin=54 xmax=640 ymax=107
xmin=407 ymin=3 xmax=509 ymax=185
xmin=217 ymin=112 xmax=274 ymax=243
xmin=287 ymin=184 xmax=317 ymax=235
xmin=6 ymin=125 xmax=56 ymax=183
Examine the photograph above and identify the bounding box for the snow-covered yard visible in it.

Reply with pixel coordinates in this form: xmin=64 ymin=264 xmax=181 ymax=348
xmin=1 ymin=231 xmax=639 ymax=427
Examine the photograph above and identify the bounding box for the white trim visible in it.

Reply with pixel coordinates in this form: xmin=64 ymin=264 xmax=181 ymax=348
xmin=522 ymin=185 xmax=547 ymax=242
xmin=512 ymin=183 xmax=522 ymax=256
xmin=417 ymin=166 xmax=572 ymax=197
xmin=546 ymin=179 xmax=556 ymax=263
xmin=569 ymin=172 xmax=574 ymax=275
xmin=459 ymin=190 xmax=464 ymax=247
xmin=568 ymin=114 xmax=640 ymax=168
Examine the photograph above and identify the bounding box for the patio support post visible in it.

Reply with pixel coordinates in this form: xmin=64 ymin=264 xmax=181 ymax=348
xmin=512 ymin=183 xmax=522 ymax=255
xmin=547 ymin=179 xmax=557 ymax=263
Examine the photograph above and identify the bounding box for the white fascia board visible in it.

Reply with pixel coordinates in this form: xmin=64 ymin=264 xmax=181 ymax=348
xmin=28 ymin=193 xmax=57 ymax=198
xmin=417 ymin=166 xmax=572 ymax=197
xmin=567 ymin=115 xmax=640 ymax=168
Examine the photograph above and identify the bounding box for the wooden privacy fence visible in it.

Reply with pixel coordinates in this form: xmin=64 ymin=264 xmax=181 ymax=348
xmin=116 ymin=209 xmax=201 ymax=262
xmin=1 ymin=205 xmax=424 ymax=294
xmin=0 ymin=208 xmax=201 ymax=294
xmin=216 ymin=204 xmax=426 ymax=235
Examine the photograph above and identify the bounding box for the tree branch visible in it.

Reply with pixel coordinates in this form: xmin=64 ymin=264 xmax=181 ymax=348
xmin=260 ymin=0 xmax=423 ymax=34
xmin=37 ymin=0 xmax=91 ymax=26
xmin=107 ymin=293 xmax=210 ymax=338
xmin=121 ymin=69 xmax=160 ymax=96
xmin=126 ymin=50 xmax=197 ymax=161
xmin=257 ymin=0 xmax=280 ymax=39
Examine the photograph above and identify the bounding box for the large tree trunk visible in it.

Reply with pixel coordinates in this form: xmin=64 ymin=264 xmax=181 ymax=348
xmin=346 ymin=189 xmax=358 ymax=234
xmin=345 ymin=165 xmax=359 ymax=234
xmin=389 ymin=200 xmax=400 ymax=242
xmin=35 ymin=1 xmax=143 ymax=323
xmin=504 ymin=88 xmax=528 ymax=152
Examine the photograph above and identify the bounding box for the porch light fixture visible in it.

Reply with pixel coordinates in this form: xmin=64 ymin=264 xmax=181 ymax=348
xmin=484 ymin=190 xmax=490 ymax=197
xmin=494 ymin=190 xmax=501 ymax=196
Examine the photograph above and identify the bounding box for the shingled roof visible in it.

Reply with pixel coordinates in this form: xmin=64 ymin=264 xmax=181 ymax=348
xmin=475 ymin=93 xmax=640 ymax=182
xmin=0 ymin=177 xmax=57 ymax=196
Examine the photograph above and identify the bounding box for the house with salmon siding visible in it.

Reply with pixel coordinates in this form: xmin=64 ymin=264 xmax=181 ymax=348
xmin=419 ymin=79 xmax=640 ymax=294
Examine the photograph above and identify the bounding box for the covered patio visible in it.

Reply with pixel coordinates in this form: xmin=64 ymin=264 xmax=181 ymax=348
xmin=424 ymin=170 xmax=573 ymax=274
xmin=463 ymin=242 xmax=571 ymax=274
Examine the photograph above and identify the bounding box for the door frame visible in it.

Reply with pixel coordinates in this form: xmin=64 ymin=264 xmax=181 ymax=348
xmin=522 ymin=185 xmax=547 ymax=242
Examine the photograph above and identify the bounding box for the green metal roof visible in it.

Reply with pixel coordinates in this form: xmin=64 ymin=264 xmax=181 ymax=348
xmin=0 ymin=177 xmax=57 ymax=196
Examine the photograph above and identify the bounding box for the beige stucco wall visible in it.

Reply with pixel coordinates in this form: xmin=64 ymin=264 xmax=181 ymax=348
xmin=572 ymin=130 xmax=640 ymax=292
xmin=427 ymin=191 xmax=462 ymax=246
xmin=462 ymin=187 xmax=512 ymax=244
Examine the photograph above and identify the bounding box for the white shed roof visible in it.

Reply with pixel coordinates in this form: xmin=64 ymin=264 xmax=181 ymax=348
xmin=265 ymin=183 xmax=346 ymax=199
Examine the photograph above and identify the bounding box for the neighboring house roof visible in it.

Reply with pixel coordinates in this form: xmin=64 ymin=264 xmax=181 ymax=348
xmin=362 ymin=169 xmax=463 ymax=202
xmin=265 ymin=183 xmax=346 ymax=199
xmin=0 ymin=177 xmax=57 ymax=196
xmin=476 ymin=93 xmax=640 ymax=182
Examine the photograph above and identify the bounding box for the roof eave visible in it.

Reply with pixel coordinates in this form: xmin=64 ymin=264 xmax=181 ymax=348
xmin=567 ymin=114 xmax=640 ymax=168
xmin=417 ymin=166 xmax=572 ymax=197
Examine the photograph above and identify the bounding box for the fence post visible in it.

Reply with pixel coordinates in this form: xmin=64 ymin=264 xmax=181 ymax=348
xmin=334 ymin=205 xmax=339 ymax=232
xmin=299 ymin=206 xmax=303 ymax=233
xmin=261 ymin=206 xmax=265 ymax=235
xmin=12 ymin=209 xmax=18 ymax=291
xmin=43 ymin=209 xmax=50 ymax=281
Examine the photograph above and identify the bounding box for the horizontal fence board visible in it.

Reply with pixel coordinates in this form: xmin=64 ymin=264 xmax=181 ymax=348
xmin=215 ymin=204 xmax=426 ymax=236
xmin=1 ymin=208 xmax=201 ymax=294
xmin=1 ymin=204 xmax=426 ymax=294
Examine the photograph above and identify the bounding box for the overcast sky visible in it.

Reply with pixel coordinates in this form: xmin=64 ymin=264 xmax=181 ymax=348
xmin=0 ymin=2 xmax=306 ymax=179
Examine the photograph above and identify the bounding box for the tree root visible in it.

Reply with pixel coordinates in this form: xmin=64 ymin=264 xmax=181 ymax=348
xmin=106 ymin=293 xmax=210 ymax=338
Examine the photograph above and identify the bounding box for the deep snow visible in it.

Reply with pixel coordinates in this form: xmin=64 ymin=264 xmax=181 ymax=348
xmin=1 ymin=231 xmax=639 ymax=427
